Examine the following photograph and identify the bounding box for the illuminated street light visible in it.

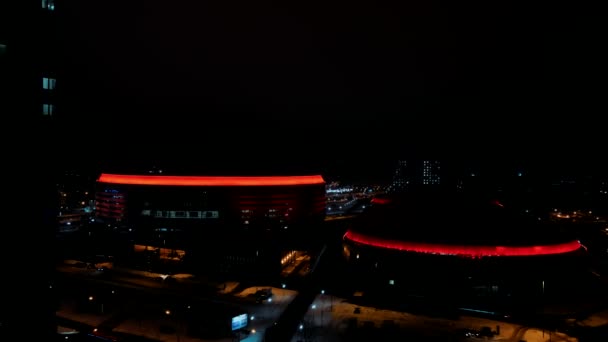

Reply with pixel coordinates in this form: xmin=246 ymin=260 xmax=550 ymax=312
xmin=88 ymin=296 xmax=94 ymax=301
xmin=321 ymin=290 xmax=325 ymax=294
xmin=165 ymin=310 xmax=171 ymax=315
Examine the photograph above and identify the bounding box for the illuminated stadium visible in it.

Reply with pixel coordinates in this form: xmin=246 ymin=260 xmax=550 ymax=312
xmin=342 ymin=191 xmax=591 ymax=305
xmin=94 ymin=173 xmax=326 ymax=277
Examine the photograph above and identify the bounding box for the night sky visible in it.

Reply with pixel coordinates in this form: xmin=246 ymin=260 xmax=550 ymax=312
xmin=51 ymin=1 xmax=604 ymax=180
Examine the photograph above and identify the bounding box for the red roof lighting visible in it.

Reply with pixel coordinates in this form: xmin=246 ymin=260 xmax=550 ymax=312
xmin=371 ymin=197 xmax=392 ymax=205
xmin=343 ymin=230 xmax=582 ymax=258
xmin=97 ymin=173 xmax=325 ymax=187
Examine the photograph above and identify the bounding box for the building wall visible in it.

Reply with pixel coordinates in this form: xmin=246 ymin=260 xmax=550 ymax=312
xmin=94 ymin=179 xmax=325 ymax=277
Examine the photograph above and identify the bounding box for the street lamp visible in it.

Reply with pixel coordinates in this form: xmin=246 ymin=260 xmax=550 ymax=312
xmin=165 ymin=309 xmax=180 ymax=342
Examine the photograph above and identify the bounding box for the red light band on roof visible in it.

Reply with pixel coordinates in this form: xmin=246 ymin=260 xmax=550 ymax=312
xmin=371 ymin=197 xmax=392 ymax=205
xmin=97 ymin=173 xmax=325 ymax=187
xmin=343 ymin=230 xmax=582 ymax=258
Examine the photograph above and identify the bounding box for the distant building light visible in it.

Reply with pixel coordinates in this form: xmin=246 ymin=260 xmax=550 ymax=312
xmin=42 ymin=0 xmax=55 ymax=10
xmin=42 ymin=103 xmax=55 ymax=116
xmin=389 ymin=279 xmax=395 ymax=285
xmin=42 ymin=77 xmax=56 ymax=90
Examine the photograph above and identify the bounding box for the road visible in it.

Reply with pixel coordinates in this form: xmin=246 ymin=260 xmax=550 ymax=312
xmin=57 ymin=265 xmax=300 ymax=342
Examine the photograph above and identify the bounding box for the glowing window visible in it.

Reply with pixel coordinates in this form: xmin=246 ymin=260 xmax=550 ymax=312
xmin=43 ymin=77 xmax=56 ymax=90
xmin=42 ymin=103 xmax=54 ymax=116
xmin=42 ymin=0 xmax=55 ymax=10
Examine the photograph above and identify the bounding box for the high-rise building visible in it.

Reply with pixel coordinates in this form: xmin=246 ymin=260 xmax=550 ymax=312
xmin=390 ymin=160 xmax=409 ymax=192
xmin=1 ymin=1 xmax=60 ymax=123
xmin=0 ymin=3 xmax=60 ymax=340
xmin=390 ymin=159 xmax=442 ymax=192
xmin=40 ymin=0 xmax=58 ymax=119
xmin=422 ymin=160 xmax=441 ymax=185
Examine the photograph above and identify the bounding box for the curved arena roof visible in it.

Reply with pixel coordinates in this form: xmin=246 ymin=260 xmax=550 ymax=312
xmin=345 ymin=190 xmax=584 ymax=258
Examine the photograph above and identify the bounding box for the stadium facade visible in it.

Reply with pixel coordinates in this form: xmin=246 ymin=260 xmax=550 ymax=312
xmin=342 ymin=191 xmax=590 ymax=308
xmin=94 ymin=173 xmax=326 ymax=278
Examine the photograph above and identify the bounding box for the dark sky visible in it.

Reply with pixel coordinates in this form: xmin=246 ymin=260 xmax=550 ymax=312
xmin=53 ymin=1 xmax=604 ymax=179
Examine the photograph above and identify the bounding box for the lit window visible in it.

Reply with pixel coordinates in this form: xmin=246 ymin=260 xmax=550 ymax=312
xmin=42 ymin=103 xmax=54 ymax=116
xmin=43 ymin=77 xmax=56 ymax=90
xmin=42 ymin=0 xmax=55 ymax=10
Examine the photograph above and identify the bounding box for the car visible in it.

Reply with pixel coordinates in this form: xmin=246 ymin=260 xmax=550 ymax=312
xmin=255 ymin=288 xmax=273 ymax=301
xmin=462 ymin=328 xmax=479 ymax=337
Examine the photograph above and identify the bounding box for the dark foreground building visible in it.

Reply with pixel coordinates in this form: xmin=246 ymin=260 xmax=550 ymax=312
xmin=94 ymin=173 xmax=326 ymax=278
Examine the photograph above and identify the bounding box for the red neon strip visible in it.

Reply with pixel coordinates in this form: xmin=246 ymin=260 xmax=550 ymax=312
xmin=371 ymin=197 xmax=392 ymax=205
xmin=98 ymin=173 xmax=325 ymax=187
xmin=343 ymin=230 xmax=582 ymax=257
